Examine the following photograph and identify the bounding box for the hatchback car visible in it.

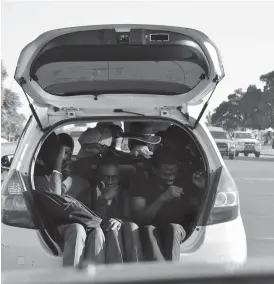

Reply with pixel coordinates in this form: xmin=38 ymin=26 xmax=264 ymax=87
xmin=1 ymin=24 xmax=247 ymax=271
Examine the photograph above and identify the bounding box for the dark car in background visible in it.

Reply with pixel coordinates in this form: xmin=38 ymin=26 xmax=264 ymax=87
xmin=208 ymin=127 xmax=236 ymax=160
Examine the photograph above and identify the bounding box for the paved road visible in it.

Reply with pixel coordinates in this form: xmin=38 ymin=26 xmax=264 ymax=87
xmin=225 ymin=155 xmax=274 ymax=258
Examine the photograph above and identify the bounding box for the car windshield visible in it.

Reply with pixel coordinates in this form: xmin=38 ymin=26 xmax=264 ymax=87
xmin=210 ymin=131 xmax=229 ymax=139
xmin=235 ymin=133 xmax=255 ymax=139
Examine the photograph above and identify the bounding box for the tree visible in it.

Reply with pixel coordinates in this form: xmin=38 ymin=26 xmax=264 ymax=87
xmin=1 ymin=61 xmax=8 ymax=106
xmin=211 ymin=70 xmax=274 ymax=130
xmin=1 ymin=62 xmax=26 ymax=140
xmin=260 ymin=71 xmax=274 ymax=91
xmin=211 ymin=100 xmax=244 ymax=130
xmin=1 ymin=61 xmax=7 ymax=85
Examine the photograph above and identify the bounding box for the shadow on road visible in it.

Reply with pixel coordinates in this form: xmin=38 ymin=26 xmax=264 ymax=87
xmin=224 ymin=156 xmax=274 ymax=163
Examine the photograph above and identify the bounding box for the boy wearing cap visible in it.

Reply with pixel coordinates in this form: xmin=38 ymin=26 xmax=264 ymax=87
xmin=71 ymin=126 xmax=113 ymax=186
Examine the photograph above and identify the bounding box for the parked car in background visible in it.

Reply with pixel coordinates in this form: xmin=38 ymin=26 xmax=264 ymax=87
xmin=231 ymin=131 xmax=261 ymax=157
xmin=1 ymin=137 xmax=9 ymax=143
xmin=208 ymin=127 xmax=236 ymax=160
xmin=1 ymin=140 xmax=18 ymax=183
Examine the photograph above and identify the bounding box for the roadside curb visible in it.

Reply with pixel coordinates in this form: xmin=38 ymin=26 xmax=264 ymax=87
xmin=261 ymin=151 xmax=274 ymax=157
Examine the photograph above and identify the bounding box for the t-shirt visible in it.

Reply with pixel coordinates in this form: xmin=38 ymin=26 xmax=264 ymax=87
xmin=95 ymin=190 xmax=129 ymax=224
xmin=83 ymin=185 xmax=131 ymax=227
xmin=132 ymin=174 xmax=202 ymax=228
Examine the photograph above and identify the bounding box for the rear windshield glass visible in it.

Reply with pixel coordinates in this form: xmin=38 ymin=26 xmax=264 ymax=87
xmin=35 ymin=60 xmax=204 ymax=96
xmin=30 ymin=30 xmax=209 ymax=96
xmin=210 ymin=131 xmax=229 ymax=139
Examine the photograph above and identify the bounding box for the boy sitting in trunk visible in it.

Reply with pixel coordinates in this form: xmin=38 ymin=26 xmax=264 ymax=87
xmin=131 ymin=147 xmax=206 ymax=262
xmin=82 ymin=155 xmax=143 ymax=264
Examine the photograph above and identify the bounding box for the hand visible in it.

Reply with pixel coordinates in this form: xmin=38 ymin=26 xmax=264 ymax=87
xmin=100 ymin=182 xmax=119 ymax=201
xmin=161 ymin=185 xmax=183 ymax=202
xmin=62 ymin=160 xmax=72 ymax=179
xmin=192 ymin=170 xmax=206 ymax=189
xmin=105 ymin=218 xmax=122 ymax=231
xmin=132 ymin=145 xmax=153 ymax=159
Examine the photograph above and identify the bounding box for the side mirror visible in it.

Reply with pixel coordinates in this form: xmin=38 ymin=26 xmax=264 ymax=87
xmin=1 ymin=154 xmax=14 ymax=170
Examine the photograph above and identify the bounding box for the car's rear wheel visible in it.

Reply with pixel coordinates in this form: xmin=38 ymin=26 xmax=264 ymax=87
xmin=255 ymin=152 xmax=260 ymax=158
xmin=244 ymin=153 xmax=249 ymax=157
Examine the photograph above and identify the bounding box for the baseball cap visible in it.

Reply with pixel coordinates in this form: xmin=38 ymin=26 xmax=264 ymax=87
xmin=97 ymin=122 xmax=123 ymax=138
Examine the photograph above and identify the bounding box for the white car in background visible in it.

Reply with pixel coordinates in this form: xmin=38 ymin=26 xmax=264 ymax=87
xmin=1 ymin=24 xmax=246 ymax=271
xmin=208 ymin=127 xmax=236 ymax=159
xmin=232 ymin=131 xmax=261 ymax=157
xmin=1 ymin=137 xmax=9 ymax=143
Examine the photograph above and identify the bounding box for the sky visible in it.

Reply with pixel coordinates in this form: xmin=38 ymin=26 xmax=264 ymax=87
xmin=1 ymin=0 xmax=274 ymax=120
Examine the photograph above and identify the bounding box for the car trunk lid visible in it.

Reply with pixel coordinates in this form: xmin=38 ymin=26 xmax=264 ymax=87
xmin=15 ymin=24 xmax=224 ymax=113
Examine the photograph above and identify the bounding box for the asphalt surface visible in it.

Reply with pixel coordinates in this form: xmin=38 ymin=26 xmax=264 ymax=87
xmin=224 ymin=155 xmax=274 ymax=258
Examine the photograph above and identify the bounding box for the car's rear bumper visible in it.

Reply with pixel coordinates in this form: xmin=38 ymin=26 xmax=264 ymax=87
xmin=218 ymin=149 xmax=236 ymax=156
xmin=1 ymin=224 xmax=62 ymax=271
xmin=180 ymin=216 xmax=247 ymax=265
xmin=2 ymin=216 xmax=247 ymax=271
xmin=236 ymin=145 xmax=260 ymax=153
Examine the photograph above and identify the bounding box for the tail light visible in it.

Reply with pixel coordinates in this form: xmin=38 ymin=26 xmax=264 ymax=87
xmin=1 ymin=170 xmax=35 ymax=229
xmin=207 ymin=167 xmax=239 ymax=225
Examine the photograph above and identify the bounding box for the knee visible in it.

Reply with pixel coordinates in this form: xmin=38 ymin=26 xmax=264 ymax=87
xmin=106 ymin=227 xmax=119 ymax=237
xmin=123 ymin=221 xmax=139 ymax=232
xmin=167 ymin=223 xmax=186 ymax=239
xmin=64 ymin=223 xmax=86 ymax=241
xmin=141 ymin=225 xmax=156 ymax=236
xmin=168 ymin=223 xmax=183 ymax=230
xmin=90 ymin=227 xmax=105 ymax=241
xmin=142 ymin=225 xmax=155 ymax=231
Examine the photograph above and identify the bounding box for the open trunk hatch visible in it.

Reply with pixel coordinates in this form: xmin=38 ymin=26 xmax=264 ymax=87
xmin=15 ymin=25 xmax=224 ymax=110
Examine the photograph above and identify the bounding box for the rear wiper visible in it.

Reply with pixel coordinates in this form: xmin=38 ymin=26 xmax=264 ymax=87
xmin=91 ymin=92 xmax=101 ymax=101
xmin=114 ymin=109 xmax=145 ymax=116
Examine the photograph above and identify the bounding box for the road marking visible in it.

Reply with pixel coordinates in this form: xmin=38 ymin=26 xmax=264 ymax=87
xmin=250 ymin=237 xmax=274 ymax=242
xmin=235 ymin=177 xmax=274 ymax=181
